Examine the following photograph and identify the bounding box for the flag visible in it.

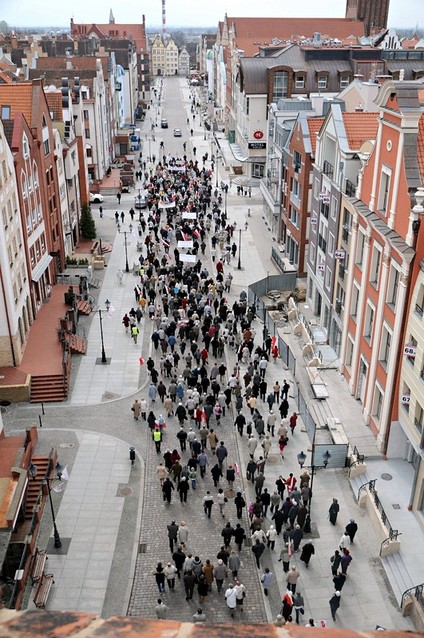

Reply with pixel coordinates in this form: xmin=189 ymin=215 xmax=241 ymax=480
xmin=61 ymin=465 xmax=70 ymax=481
xmin=139 ymin=356 xmax=145 ymax=365
xmin=234 ymin=462 xmax=239 ymax=475
xmin=162 ymin=238 xmax=170 ymax=248
xmin=181 ymin=232 xmax=189 ymax=241
xmin=193 ymin=228 xmax=200 ymax=238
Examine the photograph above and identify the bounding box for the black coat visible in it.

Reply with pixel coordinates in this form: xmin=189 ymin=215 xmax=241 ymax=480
xmin=300 ymin=542 xmax=315 ymax=564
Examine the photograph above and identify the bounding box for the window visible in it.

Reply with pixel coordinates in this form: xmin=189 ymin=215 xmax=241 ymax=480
xmin=340 ymin=75 xmax=350 ymax=89
xmin=43 ymin=138 xmax=50 ymax=155
xmin=331 ymin=196 xmax=338 ymax=220
xmin=351 ymin=283 xmax=359 ymax=319
xmin=318 ymin=76 xmax=328 ymax=89
xmin=293 ymin=150 xmax=302 ymax=172
xmin=372 ymin=386 xmax=384 ymax=421
xmin=325 ymin=267 xmax=331 ymax=289
xmin=289 ymin=206 xmax=299 ymax=228
xmin=21 ymin=174 xmax=28 ymax=199
xmin=272 ymin=70 xmax=289 ymax=101
xmin=387 ymin=265 xmax=400 ymax=308
xmin=401 ymin=383 xmax=411 ymax=413
xmin=379 ymin=324 xmax=392 ymax=366
xmin=295 ymin=76 xmax=305 ymax=89
xmin=252 ymin=163 xmax=264 ymax=178
xmin=292 ymin=178 xmax=301 ymax=199
xmin=22 ymin=134 xmax=29 ymax=158
xmin=378 ymin=167 xmax=391 ymax=214
xmin=314 ymin=177 xmax=320 ymax=199
xmin=370 ymin=245 xmax=382 ymax=286
xmin=246 ymin=97 xmax=249 ymax=115
xmin=2 ymin=207 xmax=7 ymax=230
xmin=85 ymin=128 xmax=91 ymax=139
xmin=1 ymin=105 xmax=11 ymax=119
xmin=328 ymin=233 xmax=335 ymax=257
xmin=345 ymin=335 xmax=354 ymax=367
xmin=364 ymin=302 xmax=375 ymax=343
xmin=415 ymin=403 xmax=423 ymax=434
xmin=356 ymin=231 xmax=365 ymax=266
xmin=405 ymin=335 xmax=417 ymax=368
xmin=83 ymin=110 xmax=89 ymax=120
xmin=414 ymin=283 xmax=424 ymax=317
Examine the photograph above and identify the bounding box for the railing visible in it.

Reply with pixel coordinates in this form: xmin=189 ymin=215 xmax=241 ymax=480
xmin=401 ymin=583 xmax=424 ymax=610
xmin=342 ymin=226 xmax=350 ymax=243
xmin=318 ymin=234 xmax=327 ymax=253
xmin=345 ymin=179 xmax=356 ymax=197
xmin=365 ymin=480 xmax=401 ymax=542
xmin=358 ymin=478 xmax=377 ymax=500
xmin=323 ymin=160 xmax=334 ymax=179
xmin=380 ymin=532 xmax=402 ymax=556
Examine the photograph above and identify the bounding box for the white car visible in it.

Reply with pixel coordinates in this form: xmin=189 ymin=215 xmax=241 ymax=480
xmin=89 ymin=193 xmax=104 ymax=203
xmin=173 ymin=128 xmax=182 ymax=137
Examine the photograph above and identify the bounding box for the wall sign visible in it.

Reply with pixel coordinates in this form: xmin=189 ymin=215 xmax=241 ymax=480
xmin=253 ymin=130 xmax=264 ymax=139
xmin=248 ymin=142 xmax=266 ymax=149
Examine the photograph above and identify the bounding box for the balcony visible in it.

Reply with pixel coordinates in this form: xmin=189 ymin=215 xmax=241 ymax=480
xmin=323 ymin=160 xmax=334 ymax=179
xmin=345 ymin=179 xmax=356 ymax=197
xmin=318 ymin=234 xmax=327 ymax=253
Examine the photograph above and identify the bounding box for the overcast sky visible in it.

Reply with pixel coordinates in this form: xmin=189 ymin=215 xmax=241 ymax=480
xmin=2 ymin=0 xmax=422 ymax=30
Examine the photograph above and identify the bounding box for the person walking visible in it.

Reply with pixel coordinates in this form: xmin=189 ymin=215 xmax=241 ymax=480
xmin=178 ymin=521 xmax=189 ymax=547
xmin=167 ymin=521 xmax=179 ymax=552
xmin=339 ymin=530 xmax=351 ymax=550
xmin=329 ymin=591 xmax=341 ymax=621
xmin=286 ymin=565 xmax=300 ymax=594
xmin=213 ymin=559 xmax=227 ymax=593
xmin=228 ymin=549 xmax=241 ymax=578
xmin=234 ymin=523 xmax=246 ymax=552
xmin=202 ymin=559 xmax=214 ymax=591
xmin=261 ymin=567 xmax=272 ymax=596
xmin=328 ymin=498 xmax=340 ymax=525
xmin=266 ymin=525 xmax=277 ymax=550
xmin=224 ymin=584 xmax=237 ymax=618
xmin=162 ymin=478 xmax=174 ymax=504
xmin=132 ymin=399 xmax=141 ymax=420
xmin=211 ymin=463 xmax=222 ymax=487
xmin=289 ymin=412 xmax=298 ymax=435
xmin=345 ymin=519 xmax=358 ymax=543
xmin=172 ymin=546 xmax=186 ymax=579
xmin=293 ymin=591 xmax=305 ymax=624
xmin=300 ymin=541 xmax=315 ymax=568
xmin=203 ymin=491 xmax=214 ymax=518
xmin=282 ymin=589 xmax=294 ymax=621
xmin=234 ymin=579 xmax=245 ymax=612
xmin=131 ymin=324 xmax=139 ymax=343
xmin=216 ymin=441 xmax=228 ymax=470
xmin=333 ymin=572 xmax=347 ymax=592
xmin=178 ymin=476 xmax=189 ymax=503
xmin=155 ymin=598 xmax=168 ymax=619
xmin=153 ymin=562 xmax=166 ymax=594
xmin=183 ymin=570 xmax=197 ymax=601
xmin=197 ymin=575 xmax=209 ymax=605
xmin=330 ymin=550 xmax=341 ymax=576
xmin=251 ymin=539 xmax=265 ymax=568
xmin=340 ymin=549 xmax=352 ymax=575
xmin=217 ymin=488 xmax=228 ymax=518
xmin=164 ymin=562 xmax=178 ymax=590
xmin=156 ymin=463 xmax=168 ymax=486
xmin=153 ymin=426 xmax=162 ymax=453
xmin=234 ymin=492 xmax=246 ymax=519
xmin=278 ymin=542 xmax=290 ymax=573
xmin=193 ymin=607 xmax=207 ymax=623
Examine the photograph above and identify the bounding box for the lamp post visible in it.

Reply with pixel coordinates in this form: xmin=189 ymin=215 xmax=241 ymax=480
xmin=215 ymin=153 xmax=220 ymax=188
xmin=123 ymin=231 xmax=130 ymax=272
xmin=297 ymin=447 xmax=332 ymax=511
xmin=29 ymin=461 xmax=64 ymax=549
xmin=99 ymin=299 xmax=111 ymax=364
xmin=237 ymin=227 xmax=242 ymax=270
xmin=224 ymin=188 xmax=227 ymax=215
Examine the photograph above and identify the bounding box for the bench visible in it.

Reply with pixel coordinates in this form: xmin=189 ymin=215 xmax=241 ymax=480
xmin=91 ymin=241 xmax=100 ymax=254
xmin=33 ymin=573 xmax=54 ymax=609
xmin=30 ymin=549 xmax=48 ymax=585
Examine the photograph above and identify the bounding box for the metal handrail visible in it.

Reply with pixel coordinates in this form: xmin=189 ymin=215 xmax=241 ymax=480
xmin=357 ymin=478 xmax=377 ymax=500
xmin=379 ymin=532 xmax=402 ymax=556
xmin=401 ymin=583 xmax=424 ymax=609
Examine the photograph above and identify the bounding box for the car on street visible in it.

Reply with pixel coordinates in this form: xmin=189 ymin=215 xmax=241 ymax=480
xmin=89 ymin=193 xmax=104 ymax=203
xmin=161 ymin=119 xmax=168 ymax=128
xmin=173 ymin=128 xmax=182 ymax=137
xmin=134 ymin=194 xmax=147 ymax=209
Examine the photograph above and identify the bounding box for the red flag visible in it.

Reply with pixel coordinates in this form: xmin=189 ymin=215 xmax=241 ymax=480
xmin=139 ymin=357 xmax=145 ymax=365
xmin=181 ymin=232 xmax=189 ymax=241
xmin=193 ymin=228 xmax=200 ymax=238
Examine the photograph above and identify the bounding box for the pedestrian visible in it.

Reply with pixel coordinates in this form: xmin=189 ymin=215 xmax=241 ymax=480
xmin=226 ymin=464 xmax=235 ymax=488
xmin=122 ymin=314 xmax=130 ymax=333
xmin=278 ymin=542 xmax=290 ymax=572
xmin=234 ymin=491 xmax=246 ymax=519
xmin=328 ymin=498 xmax=340 ymax=525
xmin=251 ymin=538 xmax=265 ymax=568
xmin=286 ymin=565 xmax=300 ymax=593
xmin=221 ymin=521 xmax=234 ymax=547
xmin=183 ymin=570 xmax=196 ymax=601
xmin=305 ymin=619 xmax=316 ymax=627
xmin=329 ymin=591 xmax=341 ymax=621
xmin=203 ymin=491 xmax=214 ymax=518
xmin=266 ymin=525 xmax=277 ymax=550
xmin=333 ymin=572 xmax=346 ymax=591
xmin=211 ymin=463 xmax=222 ymax=487
xmin=234 ymin=579 xmax=245 ymax=611
xmin=178 ymin=476 xmax=189 ymax=503
xmin=291 ymin=524 xmax=303 ymax=551
xmin=156 ymin=462 xmax=168 ymax=486
xmin=153 ymin=562 xmax=166 ymax=593
xmin=340 ymin=548 xmax=352 ymax=574
xmin=233 ymin=523 xmax=246 ymax=551
xmin=178 ymin=521 xmax=189 ymax=547
xmin=193 ymin=607 xmax=207 ymax=623
xmin=117 ymin=269 xmax=123 ymax=285
xmin=228 ymin=549 xmax=241 ymax=578
xmin=282 ymin=379 xmax=290 ymax=400
xmin=164 ymin=562 xmax=177 ymax=590
xmin=155 ymin=598 xmax=168 ymax=619
xmin=261 ymin=567 xmax=272 ymax=596
xmin=274 ymin=614 xmax=286 ymax=627
xmin=167 ymin=520 xmax=179 ymax=552
xmin=189 ymin=466 xmax=197 ymax=490
xmin=202 ymin=559 xmax=214 ymax=591
xmin=153 ymin=426 xmax=162 ymax=453
xmin=172 ymin=545 xmax=186 ymax=578
xmin=132 ymin=399 xmax=141 ymax=420
xmin=224 ymin=583 xmax=237 ymax=618
xmin=339 ymin=531 xmax=351 ymax=550
xmin=330 ymin=550 xmax=341 ymax=576
xmin=213 ymin=559 xmax=227 ymax=593
xmin=293 ymin=591 xmax=305 ymax=624
xmin=162 ymin=477 xmax=174 ymax=503
xmin=216 ymin=441 xmax=228 ymax=470
xmin=281 ymin=589 xmax=294 ymax=621
xmin=345 ymin=518 xmax=358 ymax=543
xmin=289 ymin=412 xmax=298 ymax=435
xmin=300 ymin=541 xmax=315 ymax=567
xmin=217 ymin=489 xmax=228 ymax=518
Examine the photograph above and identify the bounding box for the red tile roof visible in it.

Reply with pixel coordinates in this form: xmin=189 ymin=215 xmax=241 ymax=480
xmin=71 ymin=22 xmax=147 ymax=52
xmin=0 ymin=83 xmax=33 ymax=124
xmin=45 ymin=91 xmax=63 ymax=121
xmin=226 ymin=17 xmax=365 ymax=56
xmin=342 ymin=112 xmax=379 ymax=150
xmin=307 ymin=118 xmax=325 ymax=156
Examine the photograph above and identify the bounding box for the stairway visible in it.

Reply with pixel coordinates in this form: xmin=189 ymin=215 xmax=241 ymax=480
xmin=381 ymin=553 xmax=415 ymax=606
xmin=76 ymin=299 xmax=93 ymax=315
xmin=69 ymin=334 xmax=87 ymax=355
xmin=25 ymin=456 xmax=50 ymax=519
xmin=30 ymin=374 xmax=67 ymax=402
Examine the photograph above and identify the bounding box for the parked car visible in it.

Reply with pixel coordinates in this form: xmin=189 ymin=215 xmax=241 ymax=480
xmin=89 ymin=193 xmax=104 ymax=203
xmin=161 ymin=119 xmax=168 ymax=128
xmin=134 ymin=194 xmax=147 ymax=209
xmin=173 ymin=128 xmax=182 ymax=137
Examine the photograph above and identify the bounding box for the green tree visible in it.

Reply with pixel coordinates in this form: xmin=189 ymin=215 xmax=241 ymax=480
xmin=80 ymin=203 xmax=96 ymax=240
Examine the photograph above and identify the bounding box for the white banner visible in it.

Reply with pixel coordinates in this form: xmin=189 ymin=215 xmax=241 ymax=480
xmin=182 ymin=212 xmax=197 ymax=219
xmin=179 ymin=253 xmax=197 ymax=263
xmin=158 ymin=200 xmax=176 ymax=209
xmin=177 ymin=240 xmax=194 ymax=248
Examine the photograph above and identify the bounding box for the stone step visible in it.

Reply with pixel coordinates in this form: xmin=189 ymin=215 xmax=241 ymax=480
xmin=381 ymin=552 xmax=415 ymax=606
xmin=30 ymin=375 xmax=67 ymax=402
xmin=69 ymin=334 xmax=87 ymax=355
xmin=76 ymin=299 xmax=93 ymax=315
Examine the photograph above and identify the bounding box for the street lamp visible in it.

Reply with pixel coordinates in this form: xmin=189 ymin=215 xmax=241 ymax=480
xmin=237 ymin=227 xmax=242 ymax=270
xmin=215 ymin=154 xmax=220 ymax=188
xmin=99 ymin=299 xmax=111 ymax=364
xmin=28 ymin=461 xmax=64 ymax=549
xmin=224 ymin=188 xmax=227 ymax=215
xmin=123 ymin=231 xmax=130 ymax=272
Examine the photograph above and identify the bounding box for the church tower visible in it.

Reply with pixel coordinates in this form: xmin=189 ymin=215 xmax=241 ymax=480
xmin=346 ymin=0 xmax=390 ymax=36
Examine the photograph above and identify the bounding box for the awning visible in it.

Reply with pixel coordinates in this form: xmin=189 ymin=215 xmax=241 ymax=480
xmin=229 ymin=143 xmax=266 ymax=163
xmin=32 ymin=254 xmax=53 ymax=282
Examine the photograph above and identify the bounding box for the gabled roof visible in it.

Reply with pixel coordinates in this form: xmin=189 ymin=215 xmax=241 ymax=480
xmin=226 ymin=17 xmax=365 ymax=56
xmin=342 ymin=112 xmax=379 ymax=150
xmin=45 ymin=91 xmax=63 ymax=121
xmin=307 ymin=117 xmax=325 ymax=156
xmin=71 ymin=21 xmax=146 ymax=52
xmin=0 ymin=82 xmax=33 ymax=124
